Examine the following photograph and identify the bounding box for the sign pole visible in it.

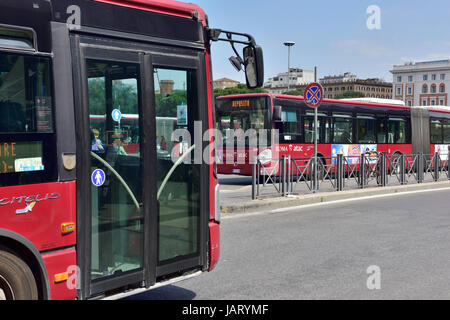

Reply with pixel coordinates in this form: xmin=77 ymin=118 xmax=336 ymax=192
xmin=304 ymin=77 xmax=323 ymax=194
xmin=313 ymin=66 xmax=318 ymax=193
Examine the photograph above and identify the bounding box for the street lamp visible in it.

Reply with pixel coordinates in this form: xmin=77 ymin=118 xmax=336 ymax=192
xmin=283 ymin=41 xmax=295 ymax=91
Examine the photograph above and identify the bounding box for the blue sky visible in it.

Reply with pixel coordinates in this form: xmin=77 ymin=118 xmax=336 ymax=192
xmin=193 ymin=0 xmax=450 ymax=84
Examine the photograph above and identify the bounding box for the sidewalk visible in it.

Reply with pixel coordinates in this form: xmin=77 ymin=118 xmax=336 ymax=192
xmin=219 ymin=179 xmax=450 ymax=215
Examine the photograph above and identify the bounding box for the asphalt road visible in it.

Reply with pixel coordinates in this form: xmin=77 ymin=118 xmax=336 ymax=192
xmin=128 ymin=188 xmax=450 ymax=300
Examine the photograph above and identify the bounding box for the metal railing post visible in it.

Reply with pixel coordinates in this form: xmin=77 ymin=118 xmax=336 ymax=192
xmin=286 ymin=155 xmax=291 ymax=194
xmin=448 ymin=146 xmax=450 ymax=180
xmin=281 ymin=155 xmax=286 ymax=196
xmin=433 ymin=152 xmax=439 ymax=181
xmin=257 ymin=160 xmax=260 ymax=196
xmin=336 ymin=154 xmax=344 ymax=191
xmin=359 ymin=153 xmax=366 ymax=188
xmin=252 ymin=158 xmax=256 ymax=200
xmin=379 ymin=152 xmax=387 ymax=187
xmin=400 ymin=154 xmax=406 ymax=185
xmin=417 ymin=152 xmax=424 ymax=183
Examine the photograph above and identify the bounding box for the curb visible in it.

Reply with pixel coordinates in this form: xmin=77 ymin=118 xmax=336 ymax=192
xmin=220 ymin=180 xmax=450 ymax=215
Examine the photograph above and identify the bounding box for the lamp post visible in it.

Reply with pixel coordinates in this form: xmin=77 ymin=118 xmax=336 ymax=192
xmin=283 ymin=41 xmax=295 ymax=91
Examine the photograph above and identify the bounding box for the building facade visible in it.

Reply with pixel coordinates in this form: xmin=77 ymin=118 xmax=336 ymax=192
xmin=390 ymin=59 xmax=450 ymax=107
xmin=213 ymin=77 xmax=240 ymax=90
xmin=264 ymin=68 xmax=315 ymax=93
xmin=319 ymin=72 xmax=393 ymax=99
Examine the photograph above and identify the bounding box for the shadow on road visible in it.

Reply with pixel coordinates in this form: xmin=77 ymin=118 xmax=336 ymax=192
xmin=122 ymin=285 xmax=196 ymax=300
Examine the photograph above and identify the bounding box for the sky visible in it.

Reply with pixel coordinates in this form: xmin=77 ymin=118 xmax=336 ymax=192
xmin=192 ymin=0 xmax=450 ymax=85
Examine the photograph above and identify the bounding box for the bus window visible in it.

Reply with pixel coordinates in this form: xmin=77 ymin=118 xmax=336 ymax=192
xmin=304 ymin=112 xmax=330 ymax=143
xmin=276 ymin=109 xmax=300 ymax=142
xmin=376 ymin=118 xmax=387 ymax=143
xmin=0 ymin=52 xmax=55 ymax=182
xmin=333 ymin=114 xmax=353 ymax=144
xmin=443 ymin=121 xmax=450 ymax=144
xmin=430 ymin=119 xmax=443 ymax=144
xmin=388 ymin=118 xmax=407 ymax=144
xmin=154 ymin=67 xmax=200 ymax=263
xmin=356 ymin=115 xmax=376 ymax=144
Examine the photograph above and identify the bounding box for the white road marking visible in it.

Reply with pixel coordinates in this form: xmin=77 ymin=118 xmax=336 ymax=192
xmin=222 ymin=186 xmax=450 ymax=220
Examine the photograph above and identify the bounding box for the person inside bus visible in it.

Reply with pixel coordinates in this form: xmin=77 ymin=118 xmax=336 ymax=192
xmin=111 ymin=131 xmax=127 ymax=155
xmin=160 ymin=136 xmax=167 ymax=150
xmin=91 ymin=128 xmax=105 ymax=152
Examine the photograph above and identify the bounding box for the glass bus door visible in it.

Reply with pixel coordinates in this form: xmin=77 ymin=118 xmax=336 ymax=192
xmin=75 ymin=40 xmax=207 ymax=299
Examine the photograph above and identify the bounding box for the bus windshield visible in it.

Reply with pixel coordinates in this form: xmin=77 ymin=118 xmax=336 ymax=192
xmin=215 ymin=96 xmax=271 ymax=146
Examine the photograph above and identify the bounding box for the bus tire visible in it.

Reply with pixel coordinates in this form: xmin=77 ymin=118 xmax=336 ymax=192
xmin=0 ymin=250 xmax=38 ymax=300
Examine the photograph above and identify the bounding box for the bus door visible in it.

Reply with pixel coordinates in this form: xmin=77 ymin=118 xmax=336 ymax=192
xmin=73 ymin=37 xmax=207 ymax=299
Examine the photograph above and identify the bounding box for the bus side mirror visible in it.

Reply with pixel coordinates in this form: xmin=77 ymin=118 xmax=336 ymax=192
xmin=243 ymin=45 xmax=264 ymax=89
xmin=273 ymin=105 xmax=282 ymax=121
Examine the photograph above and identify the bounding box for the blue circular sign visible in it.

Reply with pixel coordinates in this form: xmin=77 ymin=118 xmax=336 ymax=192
xmin=91 ymin=169 xmax=106 ymax=187
xmin=112 ymin=109 xmax=122 ymax=122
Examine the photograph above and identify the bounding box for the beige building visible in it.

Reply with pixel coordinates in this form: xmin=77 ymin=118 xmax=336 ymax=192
xmin=319 ymin=72 xmax=393 ymax=99
xmin=390 ymin=59 xmax=450 ymax=107
xmin=213 ymin=77 xmax=240 ymax=89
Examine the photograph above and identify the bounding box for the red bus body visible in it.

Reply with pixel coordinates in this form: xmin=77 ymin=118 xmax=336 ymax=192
xmin=217 ymin=93 xmax=450 ymax=175
xmin=0 ymin=0 xmax=252 ymax=300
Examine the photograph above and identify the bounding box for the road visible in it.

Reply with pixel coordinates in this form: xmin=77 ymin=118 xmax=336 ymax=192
xmin=127 ymin=188 xmax=450 ymax=300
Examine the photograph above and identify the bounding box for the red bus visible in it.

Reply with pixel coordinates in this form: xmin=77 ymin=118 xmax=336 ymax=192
xmin=216 ymin=93 xmax=450 ymax=175
xmin=0 ymin=0 xmax=263 ymax=300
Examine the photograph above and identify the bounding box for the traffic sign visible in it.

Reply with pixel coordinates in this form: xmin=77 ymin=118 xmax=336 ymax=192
xmin=91 ymin=169 xmax=106 ymax=187
xmin=304 ymin=82 xmax=323 ymax=108
xmin=112 ymin=109 xmax=122 ymax=122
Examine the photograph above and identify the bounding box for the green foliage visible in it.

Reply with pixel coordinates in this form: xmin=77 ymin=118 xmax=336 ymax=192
xmin=214 ymin=83 xmax=267 ymax=97
xmin=155 ymin=91 xmax=187 ymax=117
xmin=282 ymin=90 xmax=303 ymax=96
xmin=334 ymin=91 xmax=366 ymax=99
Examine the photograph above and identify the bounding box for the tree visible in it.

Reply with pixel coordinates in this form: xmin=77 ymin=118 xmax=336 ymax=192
xmin=282 ymin=90 xmax=303 ymax=96
xmin=334 ymin=91 xmax=365 ymax=99
xmin=214 ymin=83 xmax=267 ymax=97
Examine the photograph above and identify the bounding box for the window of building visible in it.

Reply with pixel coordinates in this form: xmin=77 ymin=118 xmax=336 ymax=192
xmin=397 ymin=76 xmax=402 ymax=82
xmin=422 ymin=84 xmax=428 ymax=93
xmin=440 ymin=74 xmax=446 ymax=80
xmin=431 ymin=99 xmax=436 ymax=106
xmin=408 ymin=75 xmax=413 ymax=82
xmin=431 ymin=84 xmax=437 ymax=93
xmin=422 ymin=99 xmax=427 ymax=106
xmin=432 ymin=74 xmax=437 ymax=81
xmin=440 ymin=99 xmax=444 ymax=106
xmin=440 ymin=84 xmax=445 ymax=93
xmin=396 ymin=87 xmax=401 ymax=95
xmin=407 ymin=86 xmax=412 ymax=95
xmin=423 ymin=74 xmax=428 ymax=81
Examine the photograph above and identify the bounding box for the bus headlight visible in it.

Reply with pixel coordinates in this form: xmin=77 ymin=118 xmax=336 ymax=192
xmin=258 ymin=149 xmax=272 ymax=165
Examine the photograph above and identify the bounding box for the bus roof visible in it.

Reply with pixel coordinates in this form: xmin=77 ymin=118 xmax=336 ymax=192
xmin=216 ymin=93 xmax=411 ymax=110
xmin=95 ymin=0 xmax=206 ymax=21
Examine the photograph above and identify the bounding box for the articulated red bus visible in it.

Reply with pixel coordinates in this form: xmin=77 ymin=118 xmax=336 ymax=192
xmin=0 ymin=0 xmax=263 ymax=300
xmin=216 ymin=93 xmax=450 ymax=175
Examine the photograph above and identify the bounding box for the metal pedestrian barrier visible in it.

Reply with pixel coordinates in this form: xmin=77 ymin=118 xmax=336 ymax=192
xmin=251 ymin=148 xmax=450 ymax=200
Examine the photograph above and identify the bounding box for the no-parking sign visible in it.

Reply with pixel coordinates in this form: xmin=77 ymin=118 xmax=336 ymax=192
xmin=304 ymin=82 xmax=323 ymax=108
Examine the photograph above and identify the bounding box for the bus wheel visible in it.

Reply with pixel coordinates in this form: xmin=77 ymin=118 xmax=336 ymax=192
xmin=0 ymin=250 xmax=38 ymax=300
